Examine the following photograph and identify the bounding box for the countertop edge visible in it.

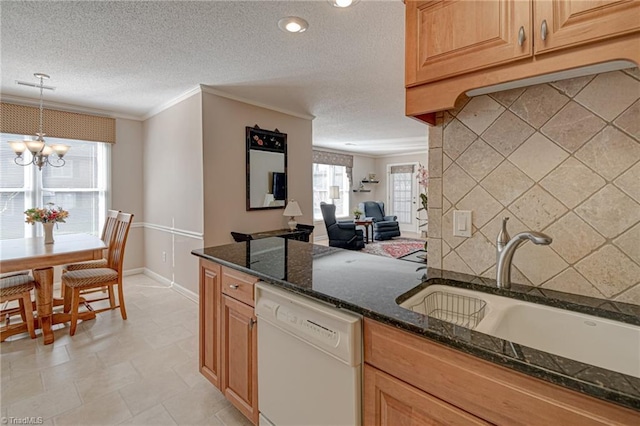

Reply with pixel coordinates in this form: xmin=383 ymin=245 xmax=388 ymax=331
xmin=191 ymin=249 xmax=640 ymax=412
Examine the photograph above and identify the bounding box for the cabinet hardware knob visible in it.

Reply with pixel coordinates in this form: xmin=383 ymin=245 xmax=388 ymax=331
xmin=249 ymin=318 xmax=256 ymax=330
xmin=541 ymin=19 xmax=548 ymax=41
xmin=518 ymin=26 xmax=526 ymax=46
xmin=229 ymin=284 xmax=239 ymax=289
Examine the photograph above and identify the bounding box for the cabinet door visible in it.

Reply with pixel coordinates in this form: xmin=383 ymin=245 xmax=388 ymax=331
xmin=406 ymin=0 xmax=532 ymax=85
xmin=199 ymin=260 xmax=221 ymax=389
xmin=364 ymin=364 xmax=490 ymax=426
xmin=221 ymin=295 xmax=258 ymax=425
xmin=534 ymin=0 xmax=640 ymax=54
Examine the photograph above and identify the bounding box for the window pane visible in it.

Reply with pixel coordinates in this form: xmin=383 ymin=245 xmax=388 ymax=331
xmin=43 ymin=191 xmax=100 ymax=236
xmin=313 ymin=163 xmax=350 ymax=220
xmin=42 ymin=138 xmax=99 ymax=188
xmin=0 ymin=135 xmax=26 ymax=188
xmin=390 ymin=172 xmax=412 ymax=224
xmin=0 ymin=192 xmax=26 ymax=239
xmin=0 ymin=134 xmax=108 ymax=240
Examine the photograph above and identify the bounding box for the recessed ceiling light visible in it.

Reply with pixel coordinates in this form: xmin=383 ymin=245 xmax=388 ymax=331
xmin=329 ymin=0 xmax=360 ymax=8
xmin=278 ymin=16 xmax=309 ymax=33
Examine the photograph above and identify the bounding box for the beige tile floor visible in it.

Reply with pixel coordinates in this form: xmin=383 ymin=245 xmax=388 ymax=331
xmin=1 ymin=274 xmax=252 ymax=426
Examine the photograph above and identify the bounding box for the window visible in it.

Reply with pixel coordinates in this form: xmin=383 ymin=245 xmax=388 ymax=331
xmin=0 ymin=133 xmax=110 ymax=240
xmin=313 ymin=163 xmax=350 ymax=220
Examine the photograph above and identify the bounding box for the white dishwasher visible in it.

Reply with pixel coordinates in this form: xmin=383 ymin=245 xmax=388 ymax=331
xmin=255 ymin=282 xmax=362 ymax=426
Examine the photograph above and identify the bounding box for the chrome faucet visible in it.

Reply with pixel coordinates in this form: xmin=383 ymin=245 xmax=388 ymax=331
xmin=496 ymin=217 xmax=552 ymax=289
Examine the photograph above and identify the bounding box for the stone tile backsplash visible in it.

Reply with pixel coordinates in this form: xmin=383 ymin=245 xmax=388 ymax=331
xmin=427 ymin=69 xmax=640 ymax=304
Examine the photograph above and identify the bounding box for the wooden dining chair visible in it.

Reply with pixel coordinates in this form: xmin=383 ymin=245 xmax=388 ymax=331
xmin=61 ymin=209 xmax=120 ymax=302
xmin=1 ymin=274 xmax=37 ymax=342
xmin=62 ymin=212 xmax=134 ymax=336
xmin=63 ymin=209 xmax=120 ymax=273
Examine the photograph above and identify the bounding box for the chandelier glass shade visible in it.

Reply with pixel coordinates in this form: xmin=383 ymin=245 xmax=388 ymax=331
xmin=8 ymin=73 xmax=69 ymax=170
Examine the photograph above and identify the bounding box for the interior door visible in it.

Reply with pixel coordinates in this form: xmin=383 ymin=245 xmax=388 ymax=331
xmin=388 ymin=164 xmax=419 ymax=233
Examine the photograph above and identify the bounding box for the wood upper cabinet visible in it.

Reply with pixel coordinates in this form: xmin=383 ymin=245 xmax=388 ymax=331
xmin=199 ymin=259 xmax=221 ymax=389
xmin=405 ymin=0 xmax=640 ymax=119
xmin=221 ymin=294 xmax=259 ymax=425
xmin=406 ymin=0 xmax=532 ymax=86
xmin=534 ymin=0 xmax=640 ymax=54
xmin=364 ymin=364 xmax=490 ymax=426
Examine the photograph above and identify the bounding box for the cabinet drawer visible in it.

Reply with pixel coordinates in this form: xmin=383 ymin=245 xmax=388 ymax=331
xmin=364 ymin=319 xmax=638 ymax=425
xmin=221 ymin=267 xmax=259 ymax=307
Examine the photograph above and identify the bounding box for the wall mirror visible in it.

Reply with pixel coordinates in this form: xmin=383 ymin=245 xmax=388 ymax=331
xmin=246 ymin=126 xmax=287 ymax=211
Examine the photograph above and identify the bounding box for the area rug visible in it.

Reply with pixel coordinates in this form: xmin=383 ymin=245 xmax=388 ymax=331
xmin=361 ymin=237 xmax=426 ymax=259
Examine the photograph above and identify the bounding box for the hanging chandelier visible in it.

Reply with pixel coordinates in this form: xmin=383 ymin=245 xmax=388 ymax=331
xmin=8 ymin=73 xmax=69 ymax=170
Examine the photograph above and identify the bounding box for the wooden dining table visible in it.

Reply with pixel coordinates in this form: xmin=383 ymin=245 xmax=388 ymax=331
xmin=0 ymin=234 xmax=106 ymax=344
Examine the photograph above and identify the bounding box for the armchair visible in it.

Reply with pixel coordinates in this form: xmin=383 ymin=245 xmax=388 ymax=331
xmin=320 ymin=202 xmax=365 ymax=250
xmin=359 ymin=201 xmax=401 ymax=240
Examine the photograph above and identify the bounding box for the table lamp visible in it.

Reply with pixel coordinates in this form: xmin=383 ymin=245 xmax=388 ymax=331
xmin=329 ymin=185 xmax=340 ymax=204
xmin=283 ymin=200 xmax=303 ymax=230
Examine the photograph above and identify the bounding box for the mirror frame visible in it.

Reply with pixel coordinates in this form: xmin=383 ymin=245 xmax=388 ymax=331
xmin=246 ymin=126 xmax=287 ymax=211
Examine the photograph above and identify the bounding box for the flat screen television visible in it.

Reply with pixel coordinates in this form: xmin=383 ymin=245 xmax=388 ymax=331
xmin=272 ymin=172 xmax=286 ymax=200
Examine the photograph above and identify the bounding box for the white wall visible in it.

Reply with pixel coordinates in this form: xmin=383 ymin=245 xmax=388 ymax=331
xmin=143 ymin=92 xmax=204 ymax=296
xmin=202 ymin=91 xmax=313 ymax=247
xmin=113 ymin=118 xmax=145 ymax=272
xmin=351 ymin=154 xmax=379 ymax=212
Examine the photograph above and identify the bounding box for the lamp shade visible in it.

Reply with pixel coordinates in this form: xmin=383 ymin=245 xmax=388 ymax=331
xmin=329 ymin=186 xmax=340 ymax=200
xmin=283 ymin=200 xmax=303 ymax=217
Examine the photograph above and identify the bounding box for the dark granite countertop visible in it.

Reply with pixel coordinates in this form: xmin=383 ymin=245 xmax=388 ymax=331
xmin=192 ymin=238 xmax=640 ymax=412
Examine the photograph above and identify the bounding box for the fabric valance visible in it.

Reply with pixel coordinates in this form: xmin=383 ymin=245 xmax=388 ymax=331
xmin=313 ymin=150 xmax=354 ymax=184
xmin=390 ymin=164 xmax=415 ymax=174
xmin=0 ymin=102 xmax=116 ymax=144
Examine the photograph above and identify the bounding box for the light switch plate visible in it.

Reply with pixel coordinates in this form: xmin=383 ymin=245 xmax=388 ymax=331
xmin=453 ymin=210 xmax=472 ymax=238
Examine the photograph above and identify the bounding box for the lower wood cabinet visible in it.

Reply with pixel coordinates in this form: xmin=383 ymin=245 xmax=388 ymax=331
xmin=364 ymin=319 xmax=639 ymax=426
xmin=199 ymin=259 xmax=259 ymax=425
xmin=199 ymin=259 xmax=221 ymax=388
xmin=221 ymin=294 xmax=259 ymax=425
xmin=364 ymin=364 xmax=489 ymax=426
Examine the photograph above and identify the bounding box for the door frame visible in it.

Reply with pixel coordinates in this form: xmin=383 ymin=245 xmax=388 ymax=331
xmin=386 ymin=162 xmax=420 ymax=234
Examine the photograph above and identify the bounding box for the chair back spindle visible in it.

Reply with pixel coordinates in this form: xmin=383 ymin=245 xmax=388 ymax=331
xmin=107 ymin=213 xmax=134 ymax=272
xmin=101 ymin=209 xmax=120 ymax=243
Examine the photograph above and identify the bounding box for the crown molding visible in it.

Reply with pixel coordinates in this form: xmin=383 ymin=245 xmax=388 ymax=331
xmin=142 ymin=86 xmax=202 ymax=120
xmin=376 ymin=149 xmax=429 ymax=158
xmin=200 ymin=85 xmax=315 ymax=121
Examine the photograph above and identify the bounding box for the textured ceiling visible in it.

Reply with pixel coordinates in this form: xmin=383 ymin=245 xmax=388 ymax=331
xmin=0 ymin=0 xmax=428 ymax=156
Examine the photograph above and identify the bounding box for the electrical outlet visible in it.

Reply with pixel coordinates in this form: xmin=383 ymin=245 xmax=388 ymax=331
xmin=162 ymin=251 xmax=167 ymax=262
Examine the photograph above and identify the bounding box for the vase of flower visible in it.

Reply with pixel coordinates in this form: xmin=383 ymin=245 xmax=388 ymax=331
xmin=25 ymin=203 xmax=69 ymax=245
xmin=42 ymin=222 xmax=55 ymax=244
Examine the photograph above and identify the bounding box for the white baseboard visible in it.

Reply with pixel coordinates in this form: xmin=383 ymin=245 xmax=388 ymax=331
xmin=171 ymin=281 xmax=199 ymax=304
xmin=123 ymin=267 xmax=145 ymax=276
xmin=141 ymin=268 xmax=172 ymax=287
xmin=141 ymin=268 xmax=199 ymax=304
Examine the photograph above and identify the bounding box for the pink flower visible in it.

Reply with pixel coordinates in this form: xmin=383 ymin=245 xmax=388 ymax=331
xmin=417 ymin=163 xmax=429 ymax=188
